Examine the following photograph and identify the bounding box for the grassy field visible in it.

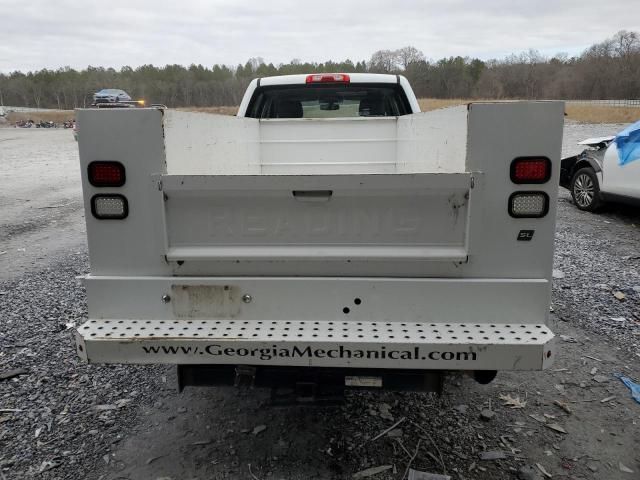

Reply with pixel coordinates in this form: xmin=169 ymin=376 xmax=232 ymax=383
xmin=418 ymin=98 xmax=472 ymax=111
xmin=4 ymin=101 xmax=638 ymax=125
xmin=418 ymin=98 xmax=640 ymax=123
xmin=6 ymin=110 xmax=74 ymax=124
xmin=563 ymin=103 xmax=639 ymax=123
xmin=175 ymin=106 xmax=238 ymax=115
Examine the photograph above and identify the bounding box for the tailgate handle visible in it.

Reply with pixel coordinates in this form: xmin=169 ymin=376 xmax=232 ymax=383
xmin=292 ymin=190 xmax=333 ymax=202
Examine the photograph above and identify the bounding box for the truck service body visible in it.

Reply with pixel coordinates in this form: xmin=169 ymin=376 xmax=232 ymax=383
xmin=74 ymin=73 xmax=564 ymax=394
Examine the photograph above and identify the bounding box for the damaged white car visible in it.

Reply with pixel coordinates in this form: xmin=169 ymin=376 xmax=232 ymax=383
xmin=560 ymin=120 xmax=640 ymax=211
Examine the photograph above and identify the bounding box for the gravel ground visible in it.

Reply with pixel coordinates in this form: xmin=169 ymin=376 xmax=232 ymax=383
xmin=553 ymin=190 xmax=640 ymax=356
xmin=1 ymin=126 xmax=639 ymax=480
xmin=0 ymin=256 xmax=165 ymax=478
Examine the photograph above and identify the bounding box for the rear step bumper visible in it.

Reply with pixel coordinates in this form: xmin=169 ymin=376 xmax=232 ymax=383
xmin=75 ymin=320 xmax=555 ymax=370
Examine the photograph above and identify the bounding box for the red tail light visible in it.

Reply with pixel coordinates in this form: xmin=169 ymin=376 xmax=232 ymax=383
xmin=510 ymin=157 xmax=551 ymax=184
xmin=305 ymin=73 xmax=350 ymax=84
xmin=88 ymin=161 xmax=126 ymax=187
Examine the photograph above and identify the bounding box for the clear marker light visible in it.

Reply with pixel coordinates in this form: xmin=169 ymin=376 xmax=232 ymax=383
xmin=509 ymin=192 xmax=549 ymax=218
xmin=91 ymin=195 xmax=128 ymax=219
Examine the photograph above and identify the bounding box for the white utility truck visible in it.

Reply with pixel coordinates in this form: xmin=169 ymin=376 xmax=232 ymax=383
xmin=74 ymin=73 xmax=564 ymax=398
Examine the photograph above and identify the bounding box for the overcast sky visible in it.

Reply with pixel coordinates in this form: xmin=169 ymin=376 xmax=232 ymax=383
xmin=1 ymin=0 xmax=638 ymax=73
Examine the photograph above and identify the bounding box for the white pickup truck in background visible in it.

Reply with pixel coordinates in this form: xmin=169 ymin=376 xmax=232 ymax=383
xmin=73 ymin=73 xmax=564 ymax=399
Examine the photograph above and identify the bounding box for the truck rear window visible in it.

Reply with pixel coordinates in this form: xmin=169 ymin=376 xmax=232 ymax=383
xmin=246 ymin=84 xmax=411 ymax=119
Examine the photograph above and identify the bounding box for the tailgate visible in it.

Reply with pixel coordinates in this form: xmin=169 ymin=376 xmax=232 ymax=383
xmin=162 ymin=173 xmax=472 ymax=263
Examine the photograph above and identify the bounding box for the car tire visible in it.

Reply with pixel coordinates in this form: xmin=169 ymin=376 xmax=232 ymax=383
xmin=570 ymin=167 xmax=601 ymax=212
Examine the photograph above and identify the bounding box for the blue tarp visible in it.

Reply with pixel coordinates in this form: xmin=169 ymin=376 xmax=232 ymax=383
xmin=614 ymin=373 xmax=640 ymax=404
xmin=614 ymin=119 xmax=640 ymax=166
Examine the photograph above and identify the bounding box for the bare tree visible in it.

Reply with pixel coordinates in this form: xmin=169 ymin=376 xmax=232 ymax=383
xmin=396 ymin=46 xmax=425 ymax=69
xmin=369 ymin=49 xmax=400 ymax=73
xmin=613 ymin=30 xmax=639 ymax=58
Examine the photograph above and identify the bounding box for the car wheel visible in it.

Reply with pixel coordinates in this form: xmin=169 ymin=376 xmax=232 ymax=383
xmin=570 ymin=167 xmax=601 ymax=211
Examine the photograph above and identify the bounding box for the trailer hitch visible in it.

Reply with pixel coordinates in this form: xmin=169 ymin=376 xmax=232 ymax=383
xmin=234 ymin=365 xmax=256 ymax=388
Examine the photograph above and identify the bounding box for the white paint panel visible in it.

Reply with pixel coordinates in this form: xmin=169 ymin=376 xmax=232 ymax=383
xmin=464 ymin=101 xmax=565 ymax=283
xmin=259 ymin=117 xmax=399 ymax=174
xmin=161 ymin=173 xmax=470 ymax=262
xmin=577 ymin=136 xmax=614 ymax=146
xmin=601 ymin=142 xmax=640 ymax=198
xmin=162 ymin=110 xmax=468 ymax=176
xmin=77 ymin=108 xmax=171 ymax=276
xmin=82 ymin=276 xmax=550 ymax=325
xmin=163 ymin=110 xmax=260 ymax=175
xmin=166 ymin=246 xmax=468 ymax=262
xmin=396 ymin=106 xmax=467 ymax=173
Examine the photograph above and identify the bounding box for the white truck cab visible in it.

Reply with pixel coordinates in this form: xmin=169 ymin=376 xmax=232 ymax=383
xmin=237 ymin=73 xmax=421 ymax=117
xmin=73 ymin=74 xmax=564 ymax=398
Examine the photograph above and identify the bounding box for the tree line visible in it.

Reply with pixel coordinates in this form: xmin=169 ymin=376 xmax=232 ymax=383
xmin=0 ymin=30 xmax=638 ymax=110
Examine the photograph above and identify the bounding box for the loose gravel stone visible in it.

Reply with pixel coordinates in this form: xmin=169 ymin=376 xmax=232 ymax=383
xmin=0 ymin=253 xmax=165 ymax=479
xmin=479 ymin=409 xmax=495 ymax=421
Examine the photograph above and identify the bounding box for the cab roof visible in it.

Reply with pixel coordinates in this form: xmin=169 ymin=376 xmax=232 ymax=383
xmin=259 ymin=73 xmax=399 ymax=86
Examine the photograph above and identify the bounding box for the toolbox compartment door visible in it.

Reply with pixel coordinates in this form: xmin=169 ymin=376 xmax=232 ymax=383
xmin=161 ymin=173 xmax=472 ymax=263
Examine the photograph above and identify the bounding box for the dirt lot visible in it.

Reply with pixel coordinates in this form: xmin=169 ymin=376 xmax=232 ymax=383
xmin=0 ymin=125 xmax=638 ymax=480
xmin=0 ymin=129 xmax=84 ymax=281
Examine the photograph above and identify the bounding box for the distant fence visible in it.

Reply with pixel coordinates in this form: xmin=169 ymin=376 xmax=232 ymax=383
xmin=566 ymin=99 xmax=640 ymax=107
